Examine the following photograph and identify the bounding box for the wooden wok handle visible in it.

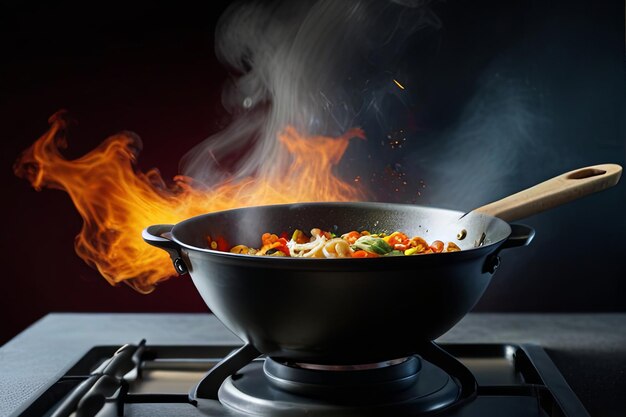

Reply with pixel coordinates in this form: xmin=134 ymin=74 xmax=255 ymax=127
xmin=473 ymin=163 xmax=622 ymax=222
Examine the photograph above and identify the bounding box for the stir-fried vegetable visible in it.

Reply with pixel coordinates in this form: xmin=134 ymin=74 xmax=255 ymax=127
xmin=220 ymin=228 xmax=463 ymax=258
xmin=353 ymin=235 xmax=393 ymax=255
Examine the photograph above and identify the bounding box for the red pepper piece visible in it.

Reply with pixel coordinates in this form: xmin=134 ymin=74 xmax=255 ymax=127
xmin=276 ymin=238 xmax=290 ymax=256
xmin=215 ymin=236 xmax=230 ymax=252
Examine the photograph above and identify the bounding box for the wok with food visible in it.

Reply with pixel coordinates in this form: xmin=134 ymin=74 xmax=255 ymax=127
xmin=143 ymin=164 xmax=621 ymax=364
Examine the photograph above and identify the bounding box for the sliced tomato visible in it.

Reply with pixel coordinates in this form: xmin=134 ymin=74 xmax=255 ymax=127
xmin=385 ymin=232 xmax=409 ymax=247
xmin=343 ymin=231 xmax=362 ymax=244
xmin=262 ymin=233 xmax=279 ymax=246
xmin=352 ymin=250 xmax=379 ymax=258
xmin=429 ymin=240 xmax=444 ymax=253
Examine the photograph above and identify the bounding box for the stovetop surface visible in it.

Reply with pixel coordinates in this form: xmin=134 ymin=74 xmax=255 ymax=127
xmin=2 ymin=314 xmax=625 ymax=417
xmin=22 ymin=342 xmax=588 ymax=417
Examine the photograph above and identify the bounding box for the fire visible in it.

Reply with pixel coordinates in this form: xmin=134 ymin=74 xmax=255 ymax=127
xmin=14 ymin=112 xmax=366 ymax=293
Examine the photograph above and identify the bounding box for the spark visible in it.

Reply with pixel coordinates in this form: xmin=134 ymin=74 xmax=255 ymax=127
xmin=393 ymin=79 xmax=405 ymax=90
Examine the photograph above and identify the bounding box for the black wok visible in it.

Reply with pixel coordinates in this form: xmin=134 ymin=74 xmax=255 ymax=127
xmin=143 ymin=164 xmax=620 ymax=365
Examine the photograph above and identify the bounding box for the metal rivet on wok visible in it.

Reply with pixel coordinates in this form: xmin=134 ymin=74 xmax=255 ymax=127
xmin=174 ymin=258 xmax=187 ymax=274
xmin=487 ymin=256 xmax=501 ymax=274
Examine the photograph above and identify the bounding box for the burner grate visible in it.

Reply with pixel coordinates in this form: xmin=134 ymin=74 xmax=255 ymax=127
xmin=18 ymin=343 xmax=590 ymax=417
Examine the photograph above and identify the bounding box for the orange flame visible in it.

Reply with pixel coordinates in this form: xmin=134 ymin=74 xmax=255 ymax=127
xmin=14 ymin=112 xmax=366 ymax=293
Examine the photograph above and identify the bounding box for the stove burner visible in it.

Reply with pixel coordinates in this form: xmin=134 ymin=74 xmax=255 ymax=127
xmin=215 ymin=356 xmax=460 ymax=416
xmin=188 ymin=341 xmax=478 ymax=416
xmin=292 ymin=357 xmax=409 ymax=371
xmin=263 ymin=356 xmax=421 ymax=397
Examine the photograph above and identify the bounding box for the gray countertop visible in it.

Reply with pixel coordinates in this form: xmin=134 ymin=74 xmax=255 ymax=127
xmin=1 ymin=313 xmax=625 ymax=417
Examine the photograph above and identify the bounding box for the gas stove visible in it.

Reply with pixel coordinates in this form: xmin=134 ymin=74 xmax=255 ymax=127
xmin=21 ymin=340 xmax=589 ymax=417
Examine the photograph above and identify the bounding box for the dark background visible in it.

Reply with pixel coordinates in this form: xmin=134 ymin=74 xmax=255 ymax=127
xmin=1 ymin=0 xmax=624 ymax=345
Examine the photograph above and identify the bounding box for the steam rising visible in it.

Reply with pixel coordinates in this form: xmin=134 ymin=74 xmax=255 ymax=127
xmin=183 ymin=0 xmax=545 ymax=211
xmin=407 ymin=71 xmax=549 ymax=210
xmin=181 ymin=0 xmax=439 ymax=186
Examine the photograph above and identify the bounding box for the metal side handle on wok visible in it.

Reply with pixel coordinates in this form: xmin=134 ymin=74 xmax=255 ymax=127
xmin=142 ymin=224 xmax=188 ymax=274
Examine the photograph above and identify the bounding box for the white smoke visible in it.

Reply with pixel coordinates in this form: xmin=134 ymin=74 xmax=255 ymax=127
xmin=180 ymin=0 xmax=439 ymax=186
